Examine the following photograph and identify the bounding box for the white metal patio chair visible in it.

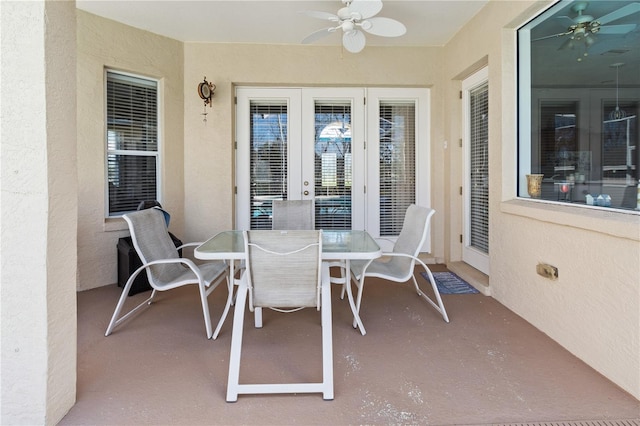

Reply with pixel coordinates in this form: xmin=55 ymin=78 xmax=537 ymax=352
xmin=272 ymin=199 xmax=348 ymax=299
xmin=272 ymin=199 xmax=314 ymax=230
xmin=349 ymin=205 xmax=449 ymax=329
xmin=226 ymin=230 xmax=333 ymax=402
xmin=105 ymin=207 xmax=229 ymax=339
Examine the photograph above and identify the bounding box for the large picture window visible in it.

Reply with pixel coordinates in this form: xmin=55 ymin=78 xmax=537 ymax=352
xmin=518 ymin=1 xmax=639 ymax=211
xmin=106 ymin=71 xmax=159 ymax=216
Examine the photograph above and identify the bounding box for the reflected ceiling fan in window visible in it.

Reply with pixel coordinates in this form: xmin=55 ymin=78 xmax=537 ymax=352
xmin=300 ymin=0 xmax=406 ymax=53
xmin=533 ymin=1 xmax=640 ymax=58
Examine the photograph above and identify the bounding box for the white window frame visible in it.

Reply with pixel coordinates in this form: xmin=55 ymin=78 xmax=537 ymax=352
xmin=462 ymin=67 xmax=489 ymax=274
xmin=104 ymin=70 xmax=161 ymax=218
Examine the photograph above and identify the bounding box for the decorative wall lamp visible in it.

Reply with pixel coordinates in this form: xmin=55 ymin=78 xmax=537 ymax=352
xmin=198 ymin=76 xmax=216 ymax=123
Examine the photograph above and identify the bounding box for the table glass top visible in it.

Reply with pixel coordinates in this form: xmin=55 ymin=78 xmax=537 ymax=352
xmin=195 ymin=229 xmax=380 ymax=259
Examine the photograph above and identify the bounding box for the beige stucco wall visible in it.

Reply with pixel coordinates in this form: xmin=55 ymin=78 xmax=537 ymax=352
xmin=76 ymin=10 xmax=184 ymax=290
xmin=443 ymin=0 xmax=640 ymax=399
xmin=1 ymin=1 xmax=77 ymax=424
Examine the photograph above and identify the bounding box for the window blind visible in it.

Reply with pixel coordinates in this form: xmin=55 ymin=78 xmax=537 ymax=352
xmin=469 ymin=83 xmax=489 ymax=254
xmin=106 ymin=71 xmax=158 ymax=215
xmin=314 ymin=103 xmax=352 ymax=230
xmin=249 ymin=101 xmax=288 ymax=230
xmin=379 ymin=102 xmax=416 ymax=236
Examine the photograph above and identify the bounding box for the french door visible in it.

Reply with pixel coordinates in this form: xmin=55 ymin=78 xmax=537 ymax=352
xmin=462 ymin=68 xmax=489 ymax=274
xmin=236 ymin=87 xmax=431 ymax=249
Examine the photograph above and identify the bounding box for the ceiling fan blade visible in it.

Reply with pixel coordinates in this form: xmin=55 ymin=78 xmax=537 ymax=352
xmin=348 ymin=0 xmax=383 ymax=19
xmin=343 ymin=30 xmax=366 ymax=53
xmin=595 ymin=2 xmax=640 ymax=25
xmin=597 ymin=24 xmax=637 ymax=35
xmin=299 ymin=10 xmax=340 ymax=22
xmin=361 ymin=17 xmax=406 ymax=37
xmin=532 ymin=31 xmax=573 ymax=42
xmin=301 ymin=27 xmax=336 ymax=44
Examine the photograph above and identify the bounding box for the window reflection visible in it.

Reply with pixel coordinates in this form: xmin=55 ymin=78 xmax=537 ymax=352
xmin=519 ymin=1 xmax=639 ymax=211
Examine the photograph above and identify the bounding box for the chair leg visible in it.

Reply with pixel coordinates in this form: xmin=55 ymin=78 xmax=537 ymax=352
xmin=351 ymin=274 xmax=366 ymax=330
xmin=213 ymin=276 xmax=235 ymax=340
xmin=198 ymin=283 xmax=214 ymax=339
xmin=254 ymin=307 xmax=263 ymax=328
xmin=105 ymin=267 xmax=154 ymax=337
xmin=415 ymin=263 xmax=450 ymax=323
xmin=226 ymin=280 xmax=249 ymax=402
xmin=320 ymin=263 xmax=334 ymax=400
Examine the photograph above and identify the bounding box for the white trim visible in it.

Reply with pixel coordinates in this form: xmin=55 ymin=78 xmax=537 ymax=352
xmin=104 ymin=69 xmax=161 ymax=218
xmin=462 ymin=67 xmax=490 ymax=275
xmin=366 ymin=88 xmax=431 ymax=250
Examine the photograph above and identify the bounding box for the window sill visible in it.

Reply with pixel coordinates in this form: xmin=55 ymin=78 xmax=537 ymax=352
xmin=104 ymin=217 xmax=128 ymax=232
xmin=501 ymin=198 xmax=640 ymax=242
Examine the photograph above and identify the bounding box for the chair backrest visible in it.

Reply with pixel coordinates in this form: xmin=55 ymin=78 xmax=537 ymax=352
xmin=123 ymin=208 xmax=184 ymax=286
xmin=244 ymin=230 xmax=322 ymax=309
xmin=272 ymin=200 xmax=314 ymax=230
xmin=390 ymin=205 xmax=436 ymax=270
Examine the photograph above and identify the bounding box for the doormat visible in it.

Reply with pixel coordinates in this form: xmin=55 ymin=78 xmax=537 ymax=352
xmin=420 ymin=272 xmax=479 ymax=294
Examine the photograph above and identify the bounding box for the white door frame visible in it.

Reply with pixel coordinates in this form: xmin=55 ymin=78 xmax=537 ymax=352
xmin=462 ymin=68 xmax=489 ymax=275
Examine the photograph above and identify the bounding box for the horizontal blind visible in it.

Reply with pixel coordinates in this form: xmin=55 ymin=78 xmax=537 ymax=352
xmin=249 ymin=102 xmax=288 ymax=230
xmin=469 ymin=83 xmax=489 ymax=253
xmin=314 ymin=103 xmax=352 ymax=230
xmin=379 ymin=102 xmax=416 ymax=236
xmin=106 ymin=71 xmax=158 ymax=215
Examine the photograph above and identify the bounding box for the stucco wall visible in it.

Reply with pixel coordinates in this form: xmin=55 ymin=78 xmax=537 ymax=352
xmin=76 ymin=11 xmax=184 ymax=291
xmin=443 ymin=0 xmax=640 ymax=399
xmin=1 ymin=1 xmax=77 ymax=424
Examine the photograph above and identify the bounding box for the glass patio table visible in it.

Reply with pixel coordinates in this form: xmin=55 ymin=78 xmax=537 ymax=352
xmin=195 ymin=230 xmax=381 ymax=338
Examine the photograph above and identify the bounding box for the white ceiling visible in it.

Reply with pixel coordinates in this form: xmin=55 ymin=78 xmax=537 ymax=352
xmin=75 ymin=0 xmax=489 ymax=47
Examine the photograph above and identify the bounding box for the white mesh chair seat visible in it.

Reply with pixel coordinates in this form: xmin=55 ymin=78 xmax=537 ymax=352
xmin=350 ymin=205 xmax=449 ymax=328
xmin=105 ymin=208 xmax=228 ymax=339
xmin=226 ymin=230 xmax=333 ymax=402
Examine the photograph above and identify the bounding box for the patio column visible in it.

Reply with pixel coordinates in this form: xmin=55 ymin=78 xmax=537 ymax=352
xmin=0 ymin=1 xmax=77 ymax=424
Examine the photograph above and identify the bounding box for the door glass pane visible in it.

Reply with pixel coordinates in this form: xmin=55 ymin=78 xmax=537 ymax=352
xmin=379 ymin=102 xmax=416 ymax=236
xmin=537 ymin=101 xmax=580 ymax=201
xmin=314 ymin=103 xmax=352 ymax=230
xmin=469 ymin=83 xmax=489 ymax=254
xmin=249 ymin=102 xmax=287 ymax=230
xmin=602 ymin=101 xmax=638 ymax=186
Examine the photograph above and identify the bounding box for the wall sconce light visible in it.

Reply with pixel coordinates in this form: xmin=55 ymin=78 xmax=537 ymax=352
xmin=198 ymin=76 xmax=216 ymax=123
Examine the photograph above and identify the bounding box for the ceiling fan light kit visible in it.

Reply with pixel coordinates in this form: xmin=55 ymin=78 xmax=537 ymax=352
xmin=300 ymin=0 xmax=406 ymax=53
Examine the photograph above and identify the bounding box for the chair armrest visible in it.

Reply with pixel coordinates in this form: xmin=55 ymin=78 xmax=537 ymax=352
xmin=374 ymin=238 xmax=395 ymax=252
xmin=358 ymin=252 xmax=421 ymax=275
xmin=136 ymin=257 xmax=208 ymax=282
xmin=176 ymin=242 xmax=202 ymax=251
xmin=378 ymin=252 xmax=434 ymax=276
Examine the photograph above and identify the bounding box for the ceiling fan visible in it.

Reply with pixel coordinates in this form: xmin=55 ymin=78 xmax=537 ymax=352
xmin=533 ymin=1 xmax=640 ymax=51
xmin=300 ymin=0 xmax=406 ymax=53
